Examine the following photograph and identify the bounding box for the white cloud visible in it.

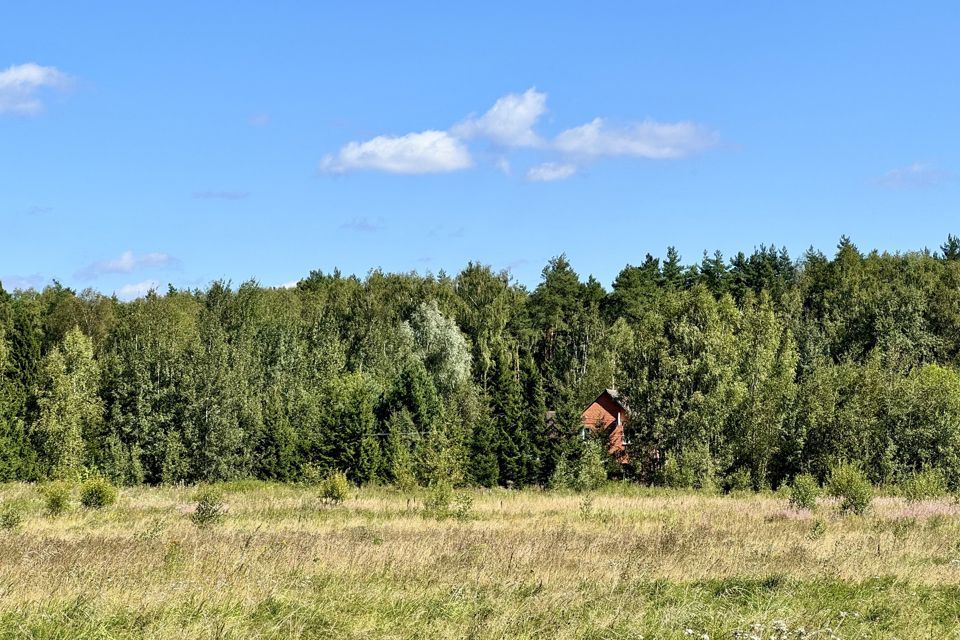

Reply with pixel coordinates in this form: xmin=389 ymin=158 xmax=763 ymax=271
xmin=248 ymin=113 xmax=270 ymax=126
xmin=76 ymin=250 xmax=176 ymax=280
xmin=554 ymin=117 xmax=717 ymax=159
xmin=279 ymin=280 xmax=299 ymax=289
xmin=340 ymin=217 xmax=383 ymax=232
xmin=319 ymin=89 xmax=717 ymax=177
xmin=1 ymin=273 xmax=45 ymax=291
xmin=116 ymin=280 xmax=160 ymax=301
xmin=876 ymin=163 xmax=953 ymax=189
xmin=526 ymin=162 xmax=577 ymax=182
xmin=0 ymin=63 xmax=70 ymax=115
xmin=452 ymin=88 xmax=547 ymax=147
xmin=320 ymin=130 xmax=472 ymax=174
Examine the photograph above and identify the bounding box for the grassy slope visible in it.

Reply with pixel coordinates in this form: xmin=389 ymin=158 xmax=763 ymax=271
xmin=1 ymin=483 xmax=960 ymax=639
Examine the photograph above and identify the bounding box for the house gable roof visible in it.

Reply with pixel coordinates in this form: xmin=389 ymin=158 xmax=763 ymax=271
xmin=588 ymin=388 xmax=628 ymax=414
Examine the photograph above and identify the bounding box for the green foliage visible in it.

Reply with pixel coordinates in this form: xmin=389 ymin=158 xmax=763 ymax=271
xmin=40 ymin=481 xmax=72 ymax=516
xmin=385 ymin=410 xmax=417 ymax=491
xmin=902 ymin=468 xmax=948 ymax=502
xmin=450 ymin=492 xmax=473 ymax=521
xmin=572 ymin=439 xmax=607 ymax=492
xmin=79 ymin=476 xmax=118 ymax=509
xmin=548 ymin=456 xmax=574 ymax=490
xmin=827 ymin=462 xmax=873 ymax=515
xmin=299 ymin=462 xmax=324 ymax=486
xmin=726 ymin=468 xmax=753 ymax=493
xmin=660 ymin=445 xmax=715 ymax=491
xmin=37 ymin=327 xmax=102 ymax=480
xmin=0 ymin=501 xmax=25 ymax=530
xmin=190 ymin=486 xmax=226 ymax=527
xmin=5 ymin=239 xmax=960 ymax=495
xmin=788 ymin=473 xmax=820 ymax=511
xmin=319 ymin=471 xmax=350 ymax=506
xmin=423 ymin=480 xmax=453 ymax=518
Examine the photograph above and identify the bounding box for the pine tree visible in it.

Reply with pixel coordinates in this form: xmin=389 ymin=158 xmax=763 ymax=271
xmin=941 ymin=234 xmax=960 ymax=261
xmin=469 ymin=399 xmax=499 ymax=487
xmin=385 ymin=409 xmax=416 ymax=490
xmin=357 ymin=423 xmax=384 ymax=484
xmin=491 ymin=350 xmax=527 ymax=486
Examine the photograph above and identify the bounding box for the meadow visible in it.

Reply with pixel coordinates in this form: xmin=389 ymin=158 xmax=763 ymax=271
xmin=2 ymin=483 xmax=960 ymax=639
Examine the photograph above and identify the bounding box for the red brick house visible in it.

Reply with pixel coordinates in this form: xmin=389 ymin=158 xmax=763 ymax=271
xmin=581 ymin=388 xmax=630 ymax=464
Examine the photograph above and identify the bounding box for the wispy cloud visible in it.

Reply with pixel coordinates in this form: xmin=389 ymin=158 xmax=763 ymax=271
xmin=320 ymin=88 xmax=716 ymax=178
xmin=76 ymin=250 xmax=177 ymax=280
xmin=504 ymin=259 xmax=529 ymax=272
xmin=875 ymin=163 xmax=953 ymax=189
xmin=0 ymin=273 xmax=45 ymax=291
xmin=193 ymin=190 xmax=250 ymax=200
xmin=526 ymin=162 xmax=577 ymax=182
xmin=553 ymin=118 xmax=718 ymax=159
xmin=248 ymin=113 xmax=270 ymax=126
xmin=320 ymin=130 xmax=472 ymax=174
xmin=339 ymin=217 xmax=384 ymax=232
xmin=115 ymin=280 xmax=160 ymax=301
xmin=26 ymin=205 xmax=52 ymax=215
xmin=452 ymin=88 xmax=547 ymax=147
xmin=0 ymin=63 xmax=71 ymax=115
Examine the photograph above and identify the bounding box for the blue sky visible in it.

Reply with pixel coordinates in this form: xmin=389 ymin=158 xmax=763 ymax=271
xmin=2 ymin=2 xmax=959 ymax=298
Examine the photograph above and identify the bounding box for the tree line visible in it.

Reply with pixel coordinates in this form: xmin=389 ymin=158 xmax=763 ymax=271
xmin=3 ymin=235 xmax=960 ymax=490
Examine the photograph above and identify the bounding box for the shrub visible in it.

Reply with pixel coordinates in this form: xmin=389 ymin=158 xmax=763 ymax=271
xmin=319 ymin=471 xmax=350 ymax=506
xmin=902 ymin=468 xmax=947 ymax=502
xmin=573 ymin=439 xmax=607 ymax=492
xmin=827 ymin=462 xmax=873 ymax=515
xmin=41 ymin=481 xmax=72 ymax=516
xmin=727 ymin=467 xmax=753 ymax=493
xmin=299 ymin=462 xmax=324 ymax=486
xmin=660 ymin=445 xmax=715 ymax=490
xmin=79 ymin=477 xmax=118 ymax=509
xmin=579 ymin=494 xmax=595 ymax=520
xmin=660 ymin=451 xmax=693 ymax=488
xmin=788 ymin=473 xmax=820 ymax=511
xmin=191 ymin=487 xmax=226 ymax=527
xmin=451 ymin=492 xmax=473 ymax=521
xmin=424 ymin=480 xmax=453 ymax=518
xmin=0 ymin=502 xmax=25 ymax=530
xmin=548 ymin=457 xmax=574 ymax=490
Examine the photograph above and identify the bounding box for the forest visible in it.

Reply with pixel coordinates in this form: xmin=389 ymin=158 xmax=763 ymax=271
xmin=4 ymin=235 xmax=960 ymax=491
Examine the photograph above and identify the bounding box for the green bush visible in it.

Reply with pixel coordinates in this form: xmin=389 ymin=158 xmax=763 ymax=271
xmin=573 ymin=439 xmax=607 ymax=492
xmin=424 ymin=480 xmax=453 ymax=518
xmin=319 ymin=471 xmax=350 ymax=506
xmin=190 ymin=487 xmax=226 ymax=527
xmin=660 ymin=450 xmax=693 ymax=488
xmin=299 ymin=462 xmax=324 ymax=486
xmin=0 ymin=501 xmax=25 ymax=530
xmin=727 ymin=467 xmax=753 ymax=493
xmin=548 ymin=457 xmax=574 ymax=490
xmin=79 ymin=477 xmax=118 ymax=509
xmin=788 ymin=473 xmax=820 ymax=511
xmin=451 ymin=492 xmax=473 ymax=521
xmin=40 ymin=481 xmax=72 ymax=516
xmin=827 ymin=462 xmax=873 ymax=515
xmin=660 ymin=445 xmax=715 ymax=490
xmin=902 ymin=468 xmax=947 ymax=502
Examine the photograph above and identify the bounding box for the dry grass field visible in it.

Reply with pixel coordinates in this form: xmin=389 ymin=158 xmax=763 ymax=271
xmin=2 ymin=482 xmax=960 ymax=639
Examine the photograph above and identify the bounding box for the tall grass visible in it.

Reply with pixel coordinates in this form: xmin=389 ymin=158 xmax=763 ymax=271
xmin=0 ymin=482 xmax=958 ymax=638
